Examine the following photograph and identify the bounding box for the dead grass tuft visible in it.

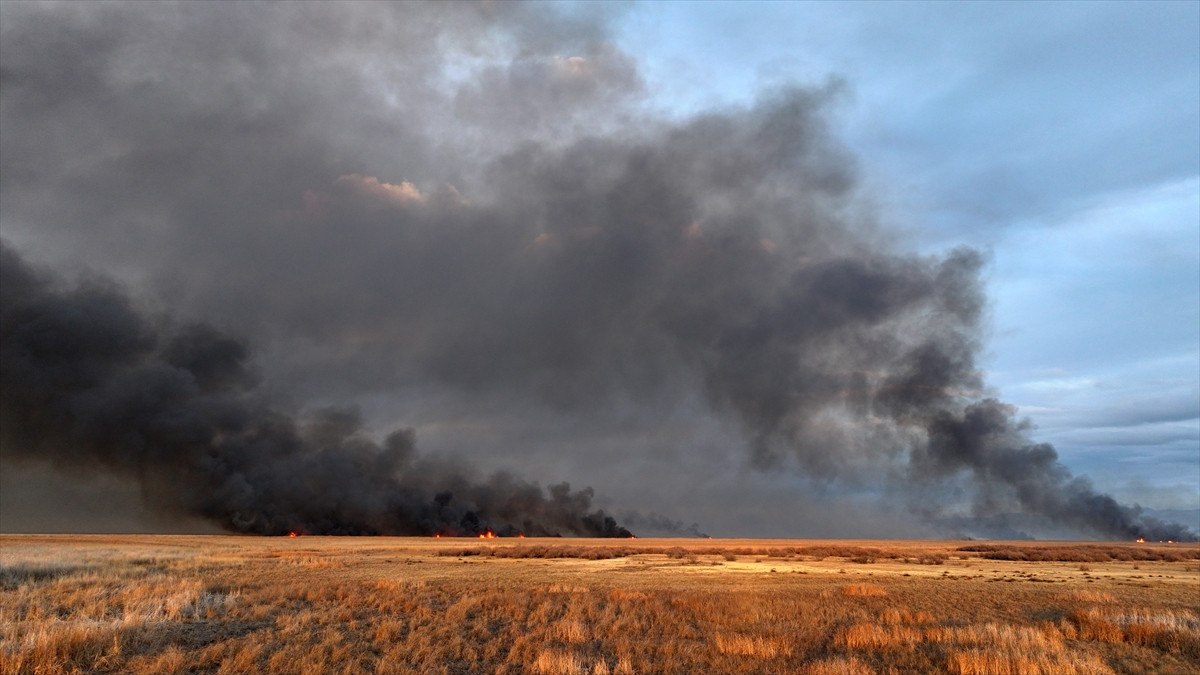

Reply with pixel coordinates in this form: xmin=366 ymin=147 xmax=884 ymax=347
xmin=127 ymin=644 xmax=188 ymax=675
xmin=713 ymin=633 xmax=793 ymax=658
xmin=935 ymin=622 xmax=1113 ymax=675
xmin=926 ymin=623 xmax=1064 ymax=651
xmin=803 ymin=655 xmax=876 ymax=675
xmin=2 ymin=619 xmax=121 ymax=675
xmin=552 ymin=619 xmax=588 ymax=644
xmin=835 ymin=622 xmax=922 ymax=650
xmin=879 ymin=608 xmax=935 ymax=625
xmin=1060 ymin=589 xmax=1116 ymax=604
xmin=841 ymin=584 xmax=887 ymax=597
xmin=533 ymin=648 xmax=585 ymax=674
xmin=1069 ymin=606 xmax=1200 ymax=656
xmin=946 ymin=647 xmax=1113 ymax=675
xmin=1073 ymin=610 xmax=1125 ymax=644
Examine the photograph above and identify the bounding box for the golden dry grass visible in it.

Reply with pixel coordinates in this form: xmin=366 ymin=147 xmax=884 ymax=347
xmin=0 ymin=535 xmax=1196 ymax=674
xmin=713 ymin=633 xmax=793 ymax=658
xmin=944 ymin=647 xmax=1113 ymax=675
xmin=803 ymin=655 xmax=876 ymax=674
xmin=841 ymin=583 xmax=889 ymax=597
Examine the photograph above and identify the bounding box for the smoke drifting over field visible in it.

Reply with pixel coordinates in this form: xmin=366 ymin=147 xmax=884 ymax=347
xmin=0 ymin=244 xmax=629 ymax=537
xmin=0 ymin=2 xmax=1192 ymax=540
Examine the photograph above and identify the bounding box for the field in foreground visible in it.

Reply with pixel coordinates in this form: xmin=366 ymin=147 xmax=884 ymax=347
xmin=1 ymin=535 xmax=1197 ymax=674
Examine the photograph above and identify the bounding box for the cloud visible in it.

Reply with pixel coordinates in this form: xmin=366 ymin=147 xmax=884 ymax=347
xmin=333 ymin=174 xmax=426 ymax=205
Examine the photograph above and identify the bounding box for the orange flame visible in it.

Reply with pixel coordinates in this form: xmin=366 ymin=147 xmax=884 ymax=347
xmin=1136 ymin=537 xmax=1145 ymax=543
xmin=288 ymin=531 xmax=299 ymax=538
xmin=479 ymin=529 xmax=496 ymax=539
xmin=434 ymin=533 xmax=441 ymax=539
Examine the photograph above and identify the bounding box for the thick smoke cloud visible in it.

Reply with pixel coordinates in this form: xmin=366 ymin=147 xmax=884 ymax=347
xmin=618 ymin=511 xmax=709 ymax=539
xmin=0 ymin=2 xmax=1192 ymax=540
xmin=0 ymin=244 xmax=629 ymax=537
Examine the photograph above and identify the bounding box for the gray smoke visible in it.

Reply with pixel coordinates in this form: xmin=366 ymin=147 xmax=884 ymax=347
xmin=618 ymin=511 xmax=709 ymax=539
xmin=0 ymin=1 xmax=1191 ymax=541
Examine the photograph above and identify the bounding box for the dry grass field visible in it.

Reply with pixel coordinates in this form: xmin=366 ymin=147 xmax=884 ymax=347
xmin=1 ymin=535 xmax=1197 ymax=674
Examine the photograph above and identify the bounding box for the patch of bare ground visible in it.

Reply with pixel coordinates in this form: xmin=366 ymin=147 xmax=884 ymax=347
xmin=0 ymin=535 xmax=1196 ymax=674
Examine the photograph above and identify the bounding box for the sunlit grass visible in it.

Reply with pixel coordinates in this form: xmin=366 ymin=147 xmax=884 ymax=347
xmin=0 ymin=535 xmax=1196 ymax=674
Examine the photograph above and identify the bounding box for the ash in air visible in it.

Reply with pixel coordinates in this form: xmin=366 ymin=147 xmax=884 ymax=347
xmin=0 ymin=2 xmax=1192 ymax=541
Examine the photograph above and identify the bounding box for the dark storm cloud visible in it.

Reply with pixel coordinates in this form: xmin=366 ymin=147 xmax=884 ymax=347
xmin=0 ymin=1 xmax=1191 ymax=540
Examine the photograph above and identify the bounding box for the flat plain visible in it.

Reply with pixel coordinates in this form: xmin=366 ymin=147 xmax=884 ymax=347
xmin=1 ymin=535 xmax=1197 ymax=674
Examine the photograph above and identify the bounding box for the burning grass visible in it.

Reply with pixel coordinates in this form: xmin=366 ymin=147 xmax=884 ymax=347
xmin=0 ymin=535 xmax=1196 ymax=674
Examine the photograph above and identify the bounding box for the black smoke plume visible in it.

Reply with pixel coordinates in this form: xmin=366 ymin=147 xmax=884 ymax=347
xmin=0 ymin=244 xmax=630 ymax=537
xmin=0 ymin=2 xmax=1192 ymax=541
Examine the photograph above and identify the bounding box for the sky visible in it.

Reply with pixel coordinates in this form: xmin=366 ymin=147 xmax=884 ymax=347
xmin=1 ymin=1 xmax=1196 ymax=538
xmin=617 ymin=1 xmax=1200 ymax=510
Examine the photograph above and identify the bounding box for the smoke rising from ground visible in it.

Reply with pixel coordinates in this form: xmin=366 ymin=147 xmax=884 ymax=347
xmin=0 ymin=244 xmax=629 ymax=537
xmin=0 ymin=2 xmax=1192 ymax=540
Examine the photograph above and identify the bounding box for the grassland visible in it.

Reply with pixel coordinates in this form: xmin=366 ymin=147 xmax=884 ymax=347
xmin=1 ymin=535 xmax=1197 ymax=674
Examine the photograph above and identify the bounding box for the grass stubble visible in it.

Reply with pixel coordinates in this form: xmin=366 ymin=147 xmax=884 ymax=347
xmin=0 ymin=535 xmax=1196 ymax=674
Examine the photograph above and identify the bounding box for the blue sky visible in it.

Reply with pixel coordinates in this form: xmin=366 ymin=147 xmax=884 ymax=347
xmin=615 ymin=1 xmax=1200 ymax=508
